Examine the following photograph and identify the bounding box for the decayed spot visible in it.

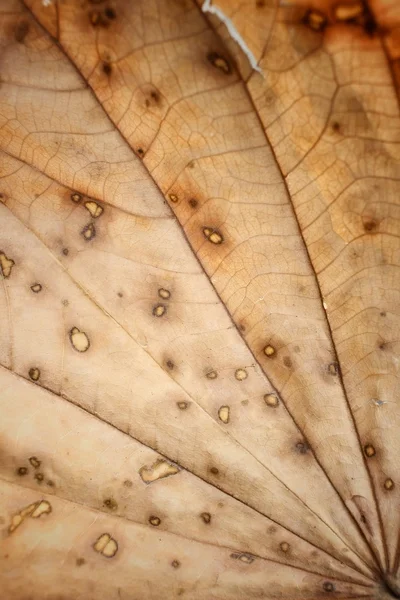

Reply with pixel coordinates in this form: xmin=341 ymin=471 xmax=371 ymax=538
xmin=280 ymin=542 xmax=290 ymax=553
xmin=103 ymin=498 xmax=118 ymax=511
xmin=206 ymin=370 xmax=217 ymax=379
xmin=149 ymin=516 xmax=161 ymax=526
xmin=158 ymin=288 xmax=170 ymax=299
xmin=34 ymin=473 xmax=44 ymax=483
xmin=264 ymin=393 xmax=279 ymax=408
xmin=139 ymin=459 xmax=179 ymax=484
xmin=28 ymin=368 xmax=40 ymax=382
xmin=200 ymin=512 xmax=211 ymax=524
xmin=177 ymin=401 xmax=189 ymax=410
xmin=263 ymin=344 xmax=276 ymax=357
xmin=29 ymin=456 xmax=41 ymax=469
xmin=93 ymin=533 xmax=118 ymax=558
xmin=30 ymin=283 xmax=42 ymax=293
xmin=303 ymin=9 xmax=327 ymax=31
xmin=71 ymin=193 xmax=82 ymax=202
xmin=84 ymin=201 xmax=103 ymax=218
xmin=81 ymin=223 xmax=96 ymax=241
xmin=171 ymin=560 xmax=180 ymax=569
xmin=384 ymin=478 xmax=394 ymax=491
xmin=153 ymin=304 xmax=166 ymax=317
xmin=203 ymin=227 xmax=223 ymax=245
xmin=364 ymin=444 xmax=376 ymax=457
xmin=334 ymin=2 xmax=363 ymax=22
xmin=230 ymin=552 xmax=254 ymax=564
xmin=69 ymin=327 xmax=90 ymax=352
xmin=17 ymin=467 xmax=28 ymax=476
xmin=207 ymin=52 xmax=232 ymax=75
xmin=218 ymin=405 xmax=230 ymax=424
xmin=9 ymin=500 xmax=51 ymax=533
xmin=235 ymin=368 xmax=248 ymax=381
xmin=0 ymin=252 xmax=15 ymax=278
xmin=323 ymin=582 xmax=335 ymax=592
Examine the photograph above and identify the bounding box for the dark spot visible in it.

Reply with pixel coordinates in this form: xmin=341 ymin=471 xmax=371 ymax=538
xmin=17 ymin=467 xmax=28 ymax=476
xmin=15 ymin=21 xmax=29 ymax=43
xmin=103 ymin=498 xmax=118 ymax=511
xmin=145 ymin=99 xmax=150 ymax=107
xmin=81 ymin=223 xmax=96 ymax=241
xmin=296 ymin=441 xmax=309 ymax=455
xmin=150 ymin=90 xmax=160 ymax=103
xmin=104 ymin=6 xmax=116 ymax=19
xmin=360 ymin=513 xmax=367 ymax=524
xmin=363 ymin=11 xmax=378 ymax=36
xmin=34 ymin=473 xmax=44 ymax=483
xmin=207 ymin=52 xmax=232 ymax=75
xmin=117 ymin=292 xmax=123 ymax=298
xmin=363 ymin=219 xmax=378 ymax=232
xmin=256 ymin=0 xmax=265 ymax=6
xmin=171 ymin=560 xmax=180 ymax=569
xmin=29 ymin=456 xmax=41 ymax=469
xmin=102 ymin=62 xmax=112 ymax=76
xmin=201 ymin=512 xmax=211 ymax=524
xmin=188 ymin=198 xmax=198 ymax=208
xmin=380 ymin=311 xmax=386 ymax=317
xmin=379 ymin=341 xmax=388 ymax=350
xmin=332 ymin=121 xmax=341 ymax=133
xmin=76 ymin=558 xmax=86 ymax=566
xmin=137 ymin=148 xmax=144 ymax=157
xmin=323 ymin=582 xmax=335 ymax=592
xmin=209 ymin=467 xmax=219 ymax=475
xmin=283 ymin=356 xmax=292 ymax=368
xmin=62 ymin=248 xmax=69 ymax=256
xmin=166 ymin=360 xmax=174 ymax=370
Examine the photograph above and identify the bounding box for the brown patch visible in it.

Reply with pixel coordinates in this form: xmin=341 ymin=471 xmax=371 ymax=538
xmin=207 ymin=52 xmax=232 ymax=74
xmin=62 ymin=248 xmax=69 ymax=256
xmin=363 ymin=218 xmax=378 ymax=232
xmin=123 ymin=479 xmax=132 ymax=487
xmin=137 ymin=147 xmax=144 ymax=157
xmin=201 ymin=512 xmax=211 ymax=524
xmin=102 ymin=61 xmax=112 ymax=76
xmin=34 ymin=473 xmax=44 ymax=483
xmin=15 ymin=21 xmax=29 ymax=43
xmin=104 ymin=6 xmax=116 ymax=20
xmin=166 ymin=360 xmax=174 ymax=370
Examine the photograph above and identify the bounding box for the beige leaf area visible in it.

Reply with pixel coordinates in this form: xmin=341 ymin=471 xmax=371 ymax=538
xmin=0 ymin=0 xmax=399 ymax=598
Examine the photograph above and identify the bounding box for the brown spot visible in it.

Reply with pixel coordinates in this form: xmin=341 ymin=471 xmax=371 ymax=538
xmin=76 ymin=558 xmax=86 ymax=566
xmin=71 ymin=193 xmax=81 ymax=202
xmin=264 ymin=393 xmax=279 ymax=408
xmin=104 ymin=6 xmax=116 ymax=19
xmin=123 ymin=479 xmax=132 ymax=487
xmin=158 ymin=288 xmax=170 ymax=300
xmin=0 ymin=252 xmax=15 ymax=278
xmin=230 ymin=552 xmax=254 ymax=564
xmin=29 ymin=456 xmax=41 ymax=469
xmin=137 ymin=148 xmax=144 ymax=157
xmin=218 ymin=406 xmax=230 ymax=424
xmin=117 ymin=292 xmax=123 ymax=298
xmin=84 ymin=201 xmax=103 ymax=218
xmin=171 ymin=560 xmax=180 ymax=569
xmin=28 ymin=368 xmax=40 ymax=382
xmin=15 ymin=21 xmax=29 ymax=43
xmin=303 ymin=9 xmax=327 ymax=31
xmin=81 ymin=223 xmax=96 ymax=241
xmin=328 ymin=362 xmax=339 ymax=375
xmin=263 ymin=344 xmax=276 ymax=357
xmin=256 ymin=0 xmax=265 ymax=6
xmin=203 ymin=227 xmax=223 ymax=245
xmin=17 ymin=467 xmax=28 ymax=476
xmin=62 ymin=248 xmax=69 ymax=256
xmin=102 ymin=61 xmax=112 ymax=76
xmin=30 ymin=283 xmax=42 ymax=293
xmin=177 ymin=401 xmax=188 ymax=410
xmin=296 ymin=441 xmax=309 ymax=455
xmin=280 ymin=541 xmax=290 ymax=553
xmin=283 ymin=356 xmax=292 ymax=368
xmin=166 ymin=360 xmax=174 ymax=370
xmin=364 ymin=444 xmax=376 ymax=457
xmin=153 ymin=304 xmax=166 ymax=317
xmin=46 ymin=480 xmax=55 ymax=487
xmin=69 ymin=327 xmax=90 ymax=352
xmin=206 ymin=370 xmax=218 ymax=380
xmin=209 ymin=466 xmax=219 ymax=475
xmin=363 ymin=219 xmax=378 ymax=232
xmin=103 ymin=498 xmax=118 ymax=511
xmin=168 ymin=193 xmax=179 ymax=203
xmin=34 ymin=473 xmax=44 ymax=483
xmin=149 ymin=516 xmax=161 ymax=526
xmin=334 ymin=2 xmax=364 ymax=22
xmin=235 ymin=368 xmax=248 ymax=381
xmin=139 ymin=459 xmax=179 ymax=484
xmin=323 ymin=582 xmax=335 ymax=592
xmin=207 ymin=52 xmax=232 ymax=74
xmin=201 ymin=512 xmax=211 ymax=524
xmin=332 ymin=121 xmax=341 ymax=133
xmin=93 ymin=533 xmax=118 ymax=558
xmin=188 ymin=198 xmax=198 ymax=208
xmin=384 ymin=478 xmax=394 ymax=491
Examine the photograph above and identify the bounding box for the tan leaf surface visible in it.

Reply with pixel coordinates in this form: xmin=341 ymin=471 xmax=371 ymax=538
xmin=0 ymin=0 xmax=399 ymax=598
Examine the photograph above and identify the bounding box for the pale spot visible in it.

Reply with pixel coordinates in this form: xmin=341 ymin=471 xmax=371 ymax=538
xmin=206 ymin=370 xmax=218 ymax=379
xmin=84 ymin=201 xmax=103 ymax=218
xmin=364 ymin=444 xmax=376 ymax=457
xmin=235 ymin=368 xmax=247 ymax=381
xmin=263 ymin=345 xmax=276 ymax=357
xmin=139 ymin=459 xmax=179 ymax=484
xmin=149 ymin=516 xmax=161 ymax=526
xmin=9 ymin=500 xmax=51 ymax=533
xmin=280 ymin=541 xmax=290 ymax=553
xmin=334 ymin=2 xmax=363 ymax=21
xmin=384 ymin=478 xmax=394 ymax=491
xmin=177 ymin=401 xmax=189 ymax=410
xmin=71 ymin=193 xmax=81 ymax=202
xmin=218 ymin=405 xmax=230 ymax=424
xmin=81 ymin=223 xmax=96 ymax=241
xmin=0 ymin=252 xmax=15 ymax=278
xmin=207 ymin=52 xmax=231 ymax=74
xmin=158 ymin=288 xmax=170 ymax=300
xmin=168 ymin=193 xmax=178 ymax=203
xmin=69 ymin=327 xmax=90 ymax=352
xmin=203 ymin=227 xmax=223 ymax=245
xmin=93 ymin=533 xmax=118 ymax=558
xmin=264 ymin=393 xmax=279 ymax=408
xmin=304 ymin=9 xmax=327 ymax=31
xmin=231 ymin=552 xmax=254 ymax=564
xmin=29 ymin=368 xmax=40 ymax=382
xmin=153 ymin=304 xmax=166 ymax=317
xmin=31 ymin=283 xmax=42 ymax=293
xmin=31 ymin=501 xmax=51 ymax=519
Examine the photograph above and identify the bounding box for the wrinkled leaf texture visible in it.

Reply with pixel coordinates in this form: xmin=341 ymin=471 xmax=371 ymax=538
xmin=0 ymin=0 xmax=400 ymax=598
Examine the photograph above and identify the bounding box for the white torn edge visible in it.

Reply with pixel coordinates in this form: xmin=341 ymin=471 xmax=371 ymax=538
xmin=202 ymin=0 xmax=263 ymax=75
xmin=42 ymin=0 xmax=52 ymax=6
